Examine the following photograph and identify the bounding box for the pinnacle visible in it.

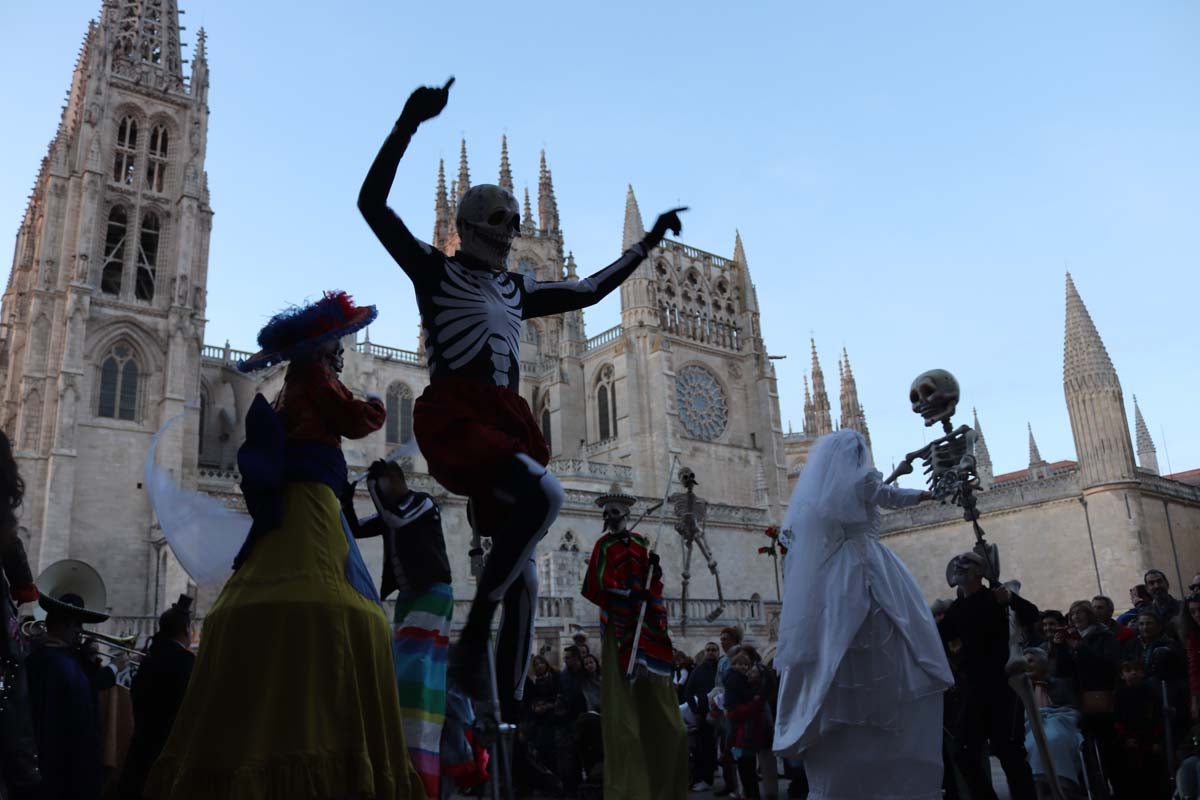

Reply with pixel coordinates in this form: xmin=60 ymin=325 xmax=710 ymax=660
xmin=622 ymin=184 xmax=645 ymax=250
xmin=1027 ymin=423 xmax=1045 ymax=466
xmin=498 ymin=134 xmax=513 ymax=194
xmin=1063 ymin=272 xmax=1118 ymax=389
xmin=1133 ymin=395 xmax=1156 ymax=455
xmin=733 ymin=230 xmax=747 ymax=266
xmin=456 ymin=139 xmax=470 ymax=200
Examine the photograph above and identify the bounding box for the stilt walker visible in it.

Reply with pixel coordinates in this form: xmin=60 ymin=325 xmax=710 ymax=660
xmin=358 ymin=77 xmax=685 ymax=709
xmin=144 ymin=291 xmax=426 ymax=800
xmin=580 ymin=485 xmax=688 ymax=800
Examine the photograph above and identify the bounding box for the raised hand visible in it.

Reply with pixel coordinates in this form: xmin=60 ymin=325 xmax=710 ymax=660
xmin=646 ymin=206 xmax=688 ymax=246
xmin=399 ymin=77 xmax=455 ymax=127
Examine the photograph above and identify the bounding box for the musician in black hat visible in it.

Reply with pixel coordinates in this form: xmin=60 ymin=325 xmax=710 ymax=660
xmin=26 ymin=591 xmax=109 ymax=800
xmin=118 ymin=595 xmax=194 ymax=800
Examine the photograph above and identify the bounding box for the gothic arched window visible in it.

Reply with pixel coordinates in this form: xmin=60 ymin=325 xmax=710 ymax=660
xmin=135 ymin=212 xmax=160 ymax=301
xmin=385 ymin=383 xmax=413 ymax=445
xmin=541 ymin=407 xmax=552 ymax=454
xmin=97 ymin=343 xmax=140 ymax=421
xmin=146 ymin=125 xmax=169 ymax=193
xmin=101 ymin=207 xmax=128 ymax=295
xmin=113 ymin=117 xmax=138 ymax=185
xmin=595 ymin=365 xmax=617 ymax=441
xmin=198 ymin=388 xmax=210 ymax=463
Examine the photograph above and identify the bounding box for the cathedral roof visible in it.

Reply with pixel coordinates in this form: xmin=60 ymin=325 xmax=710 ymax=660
xmin=992 ymin=460 xmax=1077 ymax=485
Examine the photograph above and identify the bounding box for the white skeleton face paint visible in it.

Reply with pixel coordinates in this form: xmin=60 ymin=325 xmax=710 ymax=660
xmin=602 ymin=501 xmax=629 ymax=534
xmin=456 ymin=184 xmax=520 ymax=270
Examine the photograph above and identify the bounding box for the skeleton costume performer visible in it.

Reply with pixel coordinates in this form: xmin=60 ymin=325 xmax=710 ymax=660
xmin=580 ymin=488 xmax=688 ymax=800
xmin=145 ymin=292 xmax=426 ymax=800
xmin=358 ymin=78 xmax=685 ymax=705
xmin=773 ymin=430 xmax=953 ymax=800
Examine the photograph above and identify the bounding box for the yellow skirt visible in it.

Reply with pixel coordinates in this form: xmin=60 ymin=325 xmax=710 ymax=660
xmin=144 ymin=482 xmax=427 ymax=800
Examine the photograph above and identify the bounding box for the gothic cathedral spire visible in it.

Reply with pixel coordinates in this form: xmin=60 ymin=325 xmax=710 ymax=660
xmin=622 ymin=185 xmax=645 ymax=251
xmin=972 ymin=409 xmax=993 ymax=489
xmin=1133 ymin=395 xmax=1159 ymax=475
xmin=838 ymin=347 xmax=870 ymax=450
xmin=498 ymin=135 xmax=514 ymax=194
xmin=809 ymin=340 xmax=833 ymax=437
xmin=538 ymin=150 xmax=561 ymax=237
xmin=1063 ymin=273 xmax=1137 ymax=487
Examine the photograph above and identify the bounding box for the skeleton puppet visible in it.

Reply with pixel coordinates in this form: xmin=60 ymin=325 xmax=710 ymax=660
xmin=885 ymin=369 xmax=997 ymax=580
xmin=668 ymin=466 xmax=725 ymax=632
xmin=358 ymin=77 xmax=686 ymax=706
xmin=890 ymin=370 xmax=1065 ymax=800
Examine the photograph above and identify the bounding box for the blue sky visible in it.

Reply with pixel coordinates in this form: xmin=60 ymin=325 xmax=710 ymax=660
xmin=2 ymin=1 xmax=1198 ymax=488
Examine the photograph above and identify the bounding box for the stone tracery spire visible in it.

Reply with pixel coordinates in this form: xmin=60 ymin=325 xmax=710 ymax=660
xmin=1063 ymin=272 xmax=1137 ymax=486
xmin=809 ymin=339 xmax=833 ymax=437
xmin=521 ymin=186 xmax=535 ymax=235
xmin=972 ymin=409 xmax=993 ymax=489
xmin=803 ymin=375 xmax=816 ymax=437
xmin=538 ymin=150 xmax=560 ymax=236
xmin=622 ymin=185 xmax=645 ymax=251
xmin=456 ymin=139 xmax=470 ymax=202
xmin=433 ymin=158 xmax=451 ymax=250
xmin=1133 ymin=395 xmax=1159 ymax=475
xmin=838 ymin=347 xmax=870 ymax=449
xmin=498 ymin=134 xmax=513 ymax=194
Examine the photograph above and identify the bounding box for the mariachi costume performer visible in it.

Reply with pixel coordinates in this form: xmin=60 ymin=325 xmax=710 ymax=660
xmin=580 ymin=487 xmax=688 ymax=800
xmin=144 ymin=292 xmax=426 ymax=800
xmin=358 ymin=76 xmax=685 ymax=707
xmin=773 ymin=430 xmax=953 ymax=800
xmin=359 ymin=460 xmax=453 ymax=799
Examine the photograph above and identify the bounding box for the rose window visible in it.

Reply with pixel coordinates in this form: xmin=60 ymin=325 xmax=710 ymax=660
xmin=675 ymin=364 xmax=728 ymax=441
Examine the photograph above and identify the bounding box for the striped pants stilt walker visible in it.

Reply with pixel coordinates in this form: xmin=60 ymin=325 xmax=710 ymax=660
xmin=392 ymin=582 xmax=454 ymax=798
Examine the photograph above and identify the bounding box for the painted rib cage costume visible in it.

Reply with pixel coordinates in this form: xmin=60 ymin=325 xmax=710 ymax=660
xmin=359 ymin=97 xmax=669 ymax=710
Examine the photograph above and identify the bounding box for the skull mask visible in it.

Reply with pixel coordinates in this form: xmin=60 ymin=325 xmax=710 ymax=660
xmin=456 ymin=184 xmax=520 ymax=270
xmin=602 ymin=501 xmax=630 ymax=534
xmin=909 ymin=369 xmax=960 ymax=427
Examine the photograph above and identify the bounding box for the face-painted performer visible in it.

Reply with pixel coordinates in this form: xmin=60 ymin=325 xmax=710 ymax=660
xmin=358 ymin=77 xmax=686 ymax=706
xmin=359 ymin=459 xmax=453 ymax=799
xmin=772 ymin=429 xmax=953 ymax=800
xmin=580 ymin=486 xmax=689 ymax=800
xmin=144 ymin=292 xmax=427 ymax=800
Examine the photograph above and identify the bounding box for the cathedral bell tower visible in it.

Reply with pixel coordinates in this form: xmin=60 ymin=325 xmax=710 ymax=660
xmin=0 ymin=0 xmax=212 ymax=614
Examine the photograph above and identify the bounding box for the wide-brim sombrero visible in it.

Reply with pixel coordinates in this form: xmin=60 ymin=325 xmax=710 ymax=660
xmin=238 ymin=290 xmax=378 ymax=373
xmin=38 ymin=591 xmax=110 ymax=624
xmin=595 ymin=482 xmax=638 ymax=510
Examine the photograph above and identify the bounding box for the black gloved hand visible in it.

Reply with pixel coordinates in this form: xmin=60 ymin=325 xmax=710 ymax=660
xmin=642 ymin=207 xmax=688 ymax=249
xmin=398 ymin=77 xmax=454 ymax=128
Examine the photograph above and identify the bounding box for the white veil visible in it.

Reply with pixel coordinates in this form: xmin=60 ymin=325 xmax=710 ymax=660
xmin=144 ymin=415 xmax=251 ymax=587
xmin=774 ymin=429 xmax=874 ymax=670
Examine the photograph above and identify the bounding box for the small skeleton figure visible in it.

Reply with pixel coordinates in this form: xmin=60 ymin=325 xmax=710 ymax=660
xmin=886 ymin=369 xmax=998 ymax=581
xmin=668 ymin=466 xmax=725 ymax=632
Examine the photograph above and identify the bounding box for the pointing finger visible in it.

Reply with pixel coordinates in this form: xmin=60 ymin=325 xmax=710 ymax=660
xmin=442 ymin=76 xmax=456 ymax=92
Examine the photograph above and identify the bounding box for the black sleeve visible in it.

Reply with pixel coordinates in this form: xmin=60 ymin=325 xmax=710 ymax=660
xmin=358 ymin=119 xmax=443 ymax=289
xmin=520 ymin=245 xmax=648 ymax=319
xmin=1009 ymin=592 xmax=1040 ymax=630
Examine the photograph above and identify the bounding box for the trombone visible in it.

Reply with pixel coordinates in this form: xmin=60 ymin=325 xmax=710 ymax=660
xmin=20 ymin=620 xmax=145 ymax=661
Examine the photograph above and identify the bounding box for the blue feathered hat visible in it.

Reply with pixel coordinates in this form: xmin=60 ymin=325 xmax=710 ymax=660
xmin=237 ymin=291 xmax=377 ymax=373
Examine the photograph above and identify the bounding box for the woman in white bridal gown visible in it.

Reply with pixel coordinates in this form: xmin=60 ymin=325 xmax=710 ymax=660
xmin=773 ymin=429 xmax=953 ymax=800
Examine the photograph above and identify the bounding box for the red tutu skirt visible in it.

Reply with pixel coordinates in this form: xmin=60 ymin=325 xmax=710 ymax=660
xmin=414 ymin=378 xmax=550 ymax=533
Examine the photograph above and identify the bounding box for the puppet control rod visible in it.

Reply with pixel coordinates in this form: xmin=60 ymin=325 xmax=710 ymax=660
xmin=626 ymin=453 xmax=679 ymax=678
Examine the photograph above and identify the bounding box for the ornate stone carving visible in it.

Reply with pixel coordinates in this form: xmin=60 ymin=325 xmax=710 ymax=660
xmin=675 ymin=364 xmax=728 ymax=441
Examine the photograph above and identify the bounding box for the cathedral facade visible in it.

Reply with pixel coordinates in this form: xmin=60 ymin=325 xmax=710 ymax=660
xmin=6 ymin=2 xmax=1197 ymax=658
xmin=1 ymin=0 xmax=794 ymax=656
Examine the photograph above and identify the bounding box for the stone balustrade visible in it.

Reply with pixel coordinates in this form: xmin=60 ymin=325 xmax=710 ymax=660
xmin=548 ymin=458 xmax=633 ymax=484
xmin=354 ymin=341 xmax=421 ymax=364
xmin=585 ymin=325 xmax=623 ymax=351
xmin=201 ymin=342 xmax=256 ymax=365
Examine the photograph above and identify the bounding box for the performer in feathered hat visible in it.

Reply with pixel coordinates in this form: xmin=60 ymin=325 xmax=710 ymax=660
xmin=145 ymin=291 xmax=426 ymax=799
xmin=581 ymin=484 xmax=688 ymax=799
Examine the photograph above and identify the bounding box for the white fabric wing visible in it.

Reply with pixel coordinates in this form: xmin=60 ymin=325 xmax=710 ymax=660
xmin=144 ymin=415 xmax=250 ymax=587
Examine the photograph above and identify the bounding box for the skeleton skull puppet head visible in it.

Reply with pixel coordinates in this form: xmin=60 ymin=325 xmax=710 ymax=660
xmin=678 ymin=467 xmax=699 ymax=490
xmin=910 ymin=369 xmax=960 ymax=427
xmin=456 ymin=184 xmax=520 ymax=270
